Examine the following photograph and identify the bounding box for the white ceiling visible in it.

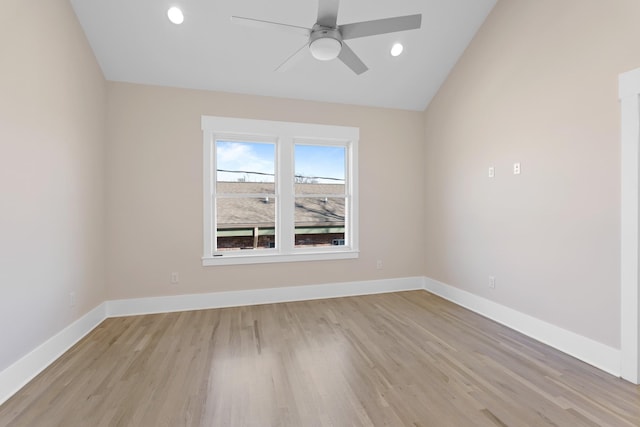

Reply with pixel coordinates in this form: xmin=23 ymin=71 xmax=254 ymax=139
xmin=70 ymin=0 xmax=496 ymax=111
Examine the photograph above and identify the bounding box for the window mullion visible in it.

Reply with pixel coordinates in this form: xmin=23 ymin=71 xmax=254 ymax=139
xmin=278 ymin=136 xmax=295 ymax=253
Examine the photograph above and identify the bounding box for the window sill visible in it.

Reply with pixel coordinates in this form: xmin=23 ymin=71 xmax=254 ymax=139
xmin=202 ymin=250 xmax=359 ymax=266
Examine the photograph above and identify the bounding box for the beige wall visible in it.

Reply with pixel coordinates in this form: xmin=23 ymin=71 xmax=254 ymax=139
xmin=0 ymin=0 xmax=106 ymax=371
xmin=424 ymin=0 xmax=640 ymax=348
xmin=105 ymin=83 xmax=425 ymax=300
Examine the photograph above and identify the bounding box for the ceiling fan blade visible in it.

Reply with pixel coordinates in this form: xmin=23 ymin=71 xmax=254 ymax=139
xmin=340 ymin=14 xmax=422 ymax=40
xmin=317 ymin=0 xmax=340 ymax=28
xmin=337 ymin=42 xmax=368 ymax=75
xmin=275 ymin=42 xmax=309 ymax=72
xmin=231 ymin=16 xmax=311 ymax=38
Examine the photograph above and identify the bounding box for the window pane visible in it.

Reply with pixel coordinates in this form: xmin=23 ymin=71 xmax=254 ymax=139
xmin=295 ymin=182 xmax=344 ymax=195
xmin=217 ymin=197 xmax=276 ymax=251
xmin=216 ymin=141 xmax=275 ymax=194
xmin=218 ymin=181 xmax=275 ymax=195
xmin=294 ymin=197 xmax=345 ymax=248
xmin=294 ymin=144 xmax=345 ymax=195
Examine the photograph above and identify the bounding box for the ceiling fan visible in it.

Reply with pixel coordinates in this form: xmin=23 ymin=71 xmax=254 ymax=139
xmin=231 ymin=0 xmax=422 ymax=75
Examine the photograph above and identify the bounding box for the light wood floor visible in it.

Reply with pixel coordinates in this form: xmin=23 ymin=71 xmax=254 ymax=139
xmin=1 ymin=291 xmax=638 ymax=426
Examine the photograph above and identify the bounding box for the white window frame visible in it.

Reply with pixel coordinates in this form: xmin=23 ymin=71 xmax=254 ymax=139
xmin=202 ymin=115 xmax=359 ymax=266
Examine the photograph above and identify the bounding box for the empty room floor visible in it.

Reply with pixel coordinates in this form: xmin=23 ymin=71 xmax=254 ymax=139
xmin=0 ymin=291 xmax=638 ymax=426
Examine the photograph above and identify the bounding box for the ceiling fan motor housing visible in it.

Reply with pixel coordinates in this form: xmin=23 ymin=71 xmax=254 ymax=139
xmin=309 ymin=26 xmax=343 ymax=61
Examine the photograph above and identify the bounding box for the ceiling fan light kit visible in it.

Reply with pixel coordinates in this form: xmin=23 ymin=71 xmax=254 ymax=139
xmin=232 ymin=0 xmax=421 ymax=75
xmin=309 ymin=28 xmax=342 ymax=60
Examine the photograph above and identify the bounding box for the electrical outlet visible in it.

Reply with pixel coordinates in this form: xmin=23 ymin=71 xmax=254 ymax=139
xmin=488 ymin=167 xmax=495 ymax=178
xmin=513 ymin=163 xmax=521 ymax=175
xmin=489 ymin=276 xmax=496 ymax=289
xmin=170 ymin=272 xmax=179 ymax=284
xmin=376 ymin=260 xmax=383 ymax=270
xmin=69 ymin=291 xmax=76 ymax=307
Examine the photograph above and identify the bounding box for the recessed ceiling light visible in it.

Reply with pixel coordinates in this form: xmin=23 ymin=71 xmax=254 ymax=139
xmin=390 ymin=43 xmax=404 ymax=57
xmin=167 ymin=6 xmax=184 ymax=25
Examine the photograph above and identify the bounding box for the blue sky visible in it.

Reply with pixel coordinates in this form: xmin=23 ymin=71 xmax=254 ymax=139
xmin=295 ymin=144 xmax=345 ymax=183
xmin=216 ymin=141 xmax=345 ymax=184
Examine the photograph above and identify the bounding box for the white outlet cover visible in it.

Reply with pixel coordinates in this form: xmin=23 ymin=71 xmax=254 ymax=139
xmin=170 ymin=272 xmax=179 ymax=284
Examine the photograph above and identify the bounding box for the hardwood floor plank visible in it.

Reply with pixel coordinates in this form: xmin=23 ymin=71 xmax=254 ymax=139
xmin=1 ymin=291 xmax=638 ymax=426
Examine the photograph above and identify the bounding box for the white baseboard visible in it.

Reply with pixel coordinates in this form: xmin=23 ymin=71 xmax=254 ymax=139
xmin=423 ymin=277 xmax=621 ymax=377
xmin=1 ymin=276 xmax=623 ymax=407
xmin=106 ymin=277 xmax=424 ymax=317
xmin=0 ymin=303 xmax=107 ymax=406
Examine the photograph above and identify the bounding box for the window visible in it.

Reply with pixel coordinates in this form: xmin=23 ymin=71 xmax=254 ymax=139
xmin=202 ymin=116 xmax=359 ymax=265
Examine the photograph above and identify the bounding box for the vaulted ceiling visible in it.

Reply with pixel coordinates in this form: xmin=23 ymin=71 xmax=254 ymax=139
xmin=70 ymin=0 xmax=496 ymax=111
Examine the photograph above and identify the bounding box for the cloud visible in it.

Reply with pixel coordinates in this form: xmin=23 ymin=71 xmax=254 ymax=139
xmin=216 ymin=142 xmax=275 ymax=182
